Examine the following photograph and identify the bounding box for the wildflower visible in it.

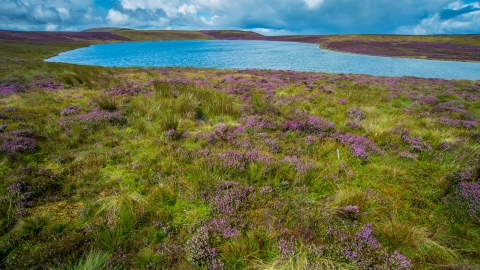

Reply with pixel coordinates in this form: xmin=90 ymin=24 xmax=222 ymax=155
xmin=278 ymin=236 xmax=297 ymax=260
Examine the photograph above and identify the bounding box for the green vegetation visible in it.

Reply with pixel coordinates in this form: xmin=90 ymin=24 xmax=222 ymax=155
xmin=0 ymin=36 xmax=479 ymax=269
xmin=113 ymin=30 xmax=215 ymax=41
xmin=314 ymin=34 xmax=480 ymax=62
xmin=81 ymin=27 xmax=133 ymax=32
xmin=319 ymin=34 xmax=480 ymax=46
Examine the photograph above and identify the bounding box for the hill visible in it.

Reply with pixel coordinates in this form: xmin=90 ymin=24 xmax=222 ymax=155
xmin=81 ymin=27 xmax=134 ymax=32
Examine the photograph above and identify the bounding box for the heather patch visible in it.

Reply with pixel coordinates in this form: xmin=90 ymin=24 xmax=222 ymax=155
xmin=318 ymin=37 xmax=480 ymax=62
xmin=398 ymin=151 xmax=419 ymax=160
xmin=6 ymin=180 xmax=33 ymax=218
xmin=0 ymin=129 xmax=38 ymax=155
xmin=196 ymin=124 xmax=234 ymax=144
xmin=399 ymin=130 xmax=431 ymax=153
xmin=282 ymin=115 xmax=336 ymax=137
xmin=282 ymin=156 xmax=317 ymax=174
xmin=347 ymin=108 xmax=365 ymax=121
xmin=60 ymin=106 xmax=81 ymax=116
xmin=30 ymin=80 xmax=62 ymax=90
xmin=432 ymin=101 xmax=467 ymax=114
xmin=407 ymin=91 xmax=439 ymax=104
xmin=447 ymin=169 xmax=477 ymax=183
xmin=185 ymin=229 xmax=225 ymax=269
xmin=336 ymin=133 xmax=383 ymax=161
xmin=264 ymin=139 xmax=281 ymax=153
xmin=278 ymin=236 xmax=298 ymax=260
xmin=0 ymin=82 xmax=27 ymax=95
xmin=444 ymin=181 xmax=480 ymax=224
xmin=60 ymin=109 xmax=124 ymax=129
xmin=437 ymin=117 xmax=478 ymax=128
xmin=204 ymin=182 xmax=256 ymax=216
xmin=347 ymin=120 xmax=362 ymax=130
xmin=326 ymin=224 xmax=412 ymax=269
xmin=103 ymin=83 xmax=143 ymax=96
xmin=164 ymin=129 xmax=185 ymax=141
xmin=211 ymin=149 xmax=273 ymax=172
xmin=186 ymin=182 xmax=256 ymax=269
xmin=236 ymin=117 xmax=277 ymax=133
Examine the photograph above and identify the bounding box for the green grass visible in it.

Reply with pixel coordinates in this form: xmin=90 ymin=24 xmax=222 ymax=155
xmin=113 ymin=30 xmax=215 ymax=41
xmin=0 ymin=36 xmax=479 ymax=269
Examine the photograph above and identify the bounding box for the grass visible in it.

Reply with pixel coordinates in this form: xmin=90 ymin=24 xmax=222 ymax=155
xmin=112 ymin=30 xmax=215 ymax=41
xmin=313 ymin=34 xmax=480 ymax=62
xmin=0 ymin=34 xmax=479 ymax=269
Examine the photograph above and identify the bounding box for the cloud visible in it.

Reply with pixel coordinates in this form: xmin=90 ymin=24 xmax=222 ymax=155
xmin=397 ymin=1 xmax=480 ymax=34
xmin=177 ymin=4 xmax=197 ymax=16
xmin=440 ymin=1 xmax=480 ymax=19
xmin=0 ymin=0 xmax=103 ymax=31
xmin=33 ymin=5 xmax=62 ymax=23
xmin=45 ymin=23 xmax=58 ymax=31
xmin=107 ymin=9 xmax=129 ymax=25
xmin=303 ymin=0 xmax=324 ymax=10
xmin=0 ymin=0 xmax=479 ymax=34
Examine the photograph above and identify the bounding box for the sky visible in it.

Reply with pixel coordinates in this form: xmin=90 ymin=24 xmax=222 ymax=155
xmin=0 ymin=0 xmax=479 ymax=35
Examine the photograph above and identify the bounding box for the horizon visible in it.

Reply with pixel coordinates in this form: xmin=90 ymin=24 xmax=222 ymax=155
xmin=0 ymin=26 xmax=480 ymax=37
xmin=2 ymin=27 xmax=480 ymax=37
xmin=1 ymin=0 xmax=479 ymax=35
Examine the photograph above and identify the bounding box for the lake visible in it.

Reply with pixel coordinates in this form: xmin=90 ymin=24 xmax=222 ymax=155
xmin=46 ymin=40 xmax=480 ymax=80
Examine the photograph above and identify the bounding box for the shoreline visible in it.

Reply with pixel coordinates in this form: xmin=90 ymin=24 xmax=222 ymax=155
xmin=1 ymin=29 xmax=480 ymax=63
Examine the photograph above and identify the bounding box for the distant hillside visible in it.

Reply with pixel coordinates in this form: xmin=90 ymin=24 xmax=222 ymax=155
xmin=81 ymin=27 xmax=133 ymax=32
xmin=2 ymin=28 xmax=479 ymax=61
xmin=200 ymin=30 xmax=264 ymax=39
xmin=112 ymin=30 xmax=215 ymax=41
xmin=0 ymin=30 xmax=132 ymax=43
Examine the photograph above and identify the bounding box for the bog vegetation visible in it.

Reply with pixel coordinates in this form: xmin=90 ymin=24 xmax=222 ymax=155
xmin=0 ymin=35 xmax=479 ymax=269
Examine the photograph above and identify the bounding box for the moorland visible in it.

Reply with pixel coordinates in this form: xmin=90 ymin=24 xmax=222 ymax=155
xmin=0 ymin=29 xmax=479 ymax=269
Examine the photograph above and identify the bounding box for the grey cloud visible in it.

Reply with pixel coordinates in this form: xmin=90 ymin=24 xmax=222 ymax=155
xmin=0 ymin=0 xmax=104 ymax=31
xmin=0 ymin=0 xmax=479 ymax=34
xmin=440 ymin=5 xmax=480 ymax=19
xmin=107 ymin=2 xmax=210 ymax=29
xmin=33 ymin=5 xmax=62 ymax=23
xmin=198 ymin=0 xmax=453 ymax=33
xmin=111 ymin=3 xmax=167 ymax=21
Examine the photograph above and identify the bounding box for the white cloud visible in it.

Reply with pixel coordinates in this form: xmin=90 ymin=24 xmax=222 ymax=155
xmin=177 ymin=4 xmax=197 ymax=16
xmin=446 ymin=0 xmax=464 ymax=10
xmin=398 ymin=10 xmax=480 ymax=34
xmin=303 ymin=0 xmax=324 ymax=10
xmin=199 ymin=14 xmax=218 ymax=26
xmin=107 ymin=9 xmax=130 ymax=25
xmin=57 ymin=7 xmax=71 ymax=21
xmin=33 ymin=5 xmax=60 ymax=22
xmin=251 ymin=28 xmax=292 ymax=36
xmin=45 ymin=23 xmax=57 ymax=31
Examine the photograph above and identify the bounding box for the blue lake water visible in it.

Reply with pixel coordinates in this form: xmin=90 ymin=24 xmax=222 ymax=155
xmin=46 ymin=40 xmax=480 ymax=80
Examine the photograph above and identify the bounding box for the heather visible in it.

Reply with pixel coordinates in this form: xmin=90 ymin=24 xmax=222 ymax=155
xmin=320 ymin=37 xmax=480 ymax=62
xmin=0 ymin=30 xmax=132 ymax=43
xmin=0 ymin=35 xmax=480 ymax=269
xmin=198 ymin=31 xmax=480 ymax=62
